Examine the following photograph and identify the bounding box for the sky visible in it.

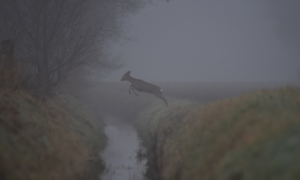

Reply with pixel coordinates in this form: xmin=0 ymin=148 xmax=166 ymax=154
xmin=103 ymin=0 xmax=300 ymax=83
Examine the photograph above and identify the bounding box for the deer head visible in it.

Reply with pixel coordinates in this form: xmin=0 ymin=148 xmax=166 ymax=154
xmin=121 ymin=71 xmax=131 ymax=81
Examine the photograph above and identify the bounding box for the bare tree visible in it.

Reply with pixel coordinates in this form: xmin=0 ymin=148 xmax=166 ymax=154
xmin=0 ymin=0 xmax=145 ymax=97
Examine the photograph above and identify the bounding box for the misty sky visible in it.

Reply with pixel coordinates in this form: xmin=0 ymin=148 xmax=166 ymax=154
xmin=103 ymin=0 xmax=299 ymax=83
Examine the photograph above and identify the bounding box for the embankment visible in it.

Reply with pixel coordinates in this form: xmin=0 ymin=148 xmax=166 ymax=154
xmin=134 ymin=87 xmax=300 ymax=180
xmin=0 ymin=89 xmax=106 ymax=180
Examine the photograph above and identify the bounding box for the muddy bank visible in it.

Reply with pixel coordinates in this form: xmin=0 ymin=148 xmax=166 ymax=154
xmin=100 ymin=115 xmax=147 ymax=180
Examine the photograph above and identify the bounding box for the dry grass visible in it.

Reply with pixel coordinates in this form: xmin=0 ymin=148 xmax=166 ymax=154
xmin=134 ymin=99 xmax=198 ymax=180
xmin=0 ymin=56 xmax=107 ymax=179
xmin=0 ymin=68 xmax=20 ymax=89
xmin=135 ymin=87 xmax=300 ymax=180
xmin=0 ymin=89 xmax=106 ymax=180
xmin=47 ymin=94 xmax=106 ymax=152
xmin=47 ymin=94 xmax=107 ymax=180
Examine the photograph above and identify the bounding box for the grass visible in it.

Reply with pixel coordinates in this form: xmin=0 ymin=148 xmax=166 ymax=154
xmin=47 ymin=94 xmax=106 ymax=154
xmin=0 ymin=89 xmax=106 ymax=180
xmin=134 ymin=98 xmax=198 ymax=180
xmin=46 ymin=94 xmax=107 ymax=180
xmin=134 ymin=86 xmax=300 ymax=180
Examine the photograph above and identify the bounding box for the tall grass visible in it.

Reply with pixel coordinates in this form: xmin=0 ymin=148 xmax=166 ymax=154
xmin=0 ymin=89 xmax=106 ymax=180
xmin=47 ymin=94 xmax=107 ymax=180
xmin=0 ymin=49 xmax=109 ymax=179
xmin=0 ymin=68 xmax=20 ymax=90
xmin=134 ymin=87 xmax=300 ymax=180
xmin=134 ymin=98 xmax=198 ymax=180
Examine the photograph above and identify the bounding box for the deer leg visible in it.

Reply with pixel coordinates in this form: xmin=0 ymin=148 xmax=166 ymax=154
xmin=132 ymin=88 xmax=139 ymax=96
xmin=129 ymin=85 xmax=132 ymax=94
xmin=155 ymin=94 xmax=168 ymax=107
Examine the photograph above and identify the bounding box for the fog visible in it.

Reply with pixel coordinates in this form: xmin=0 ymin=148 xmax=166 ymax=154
xmin=103 ymin=0 xmax=300 ymax=83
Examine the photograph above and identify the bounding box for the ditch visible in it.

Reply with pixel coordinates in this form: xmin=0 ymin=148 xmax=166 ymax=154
xmin=99 ymin=114 xmax=148 ymax=180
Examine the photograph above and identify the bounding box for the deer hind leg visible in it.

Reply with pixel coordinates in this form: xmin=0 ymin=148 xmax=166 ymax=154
xmin=155 ymin=94 xmax=168 ymax=107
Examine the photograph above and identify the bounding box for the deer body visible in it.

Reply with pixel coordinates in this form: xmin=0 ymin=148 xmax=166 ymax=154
xmin=121 ymin=71 xmax=168 ymax=106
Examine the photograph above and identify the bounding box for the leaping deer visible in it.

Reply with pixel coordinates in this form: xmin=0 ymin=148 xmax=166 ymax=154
xmin=121 ymin=71 xmax=168 ymax=107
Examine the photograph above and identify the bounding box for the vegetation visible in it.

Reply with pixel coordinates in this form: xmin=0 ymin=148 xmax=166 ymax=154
xmin=0 ymin=1 xmax=173 ymax=180
xmin=0 ymin=84 xmax=106 ymax=180
xmin=0 ymin=0 xmax=145 ymax=97
xmin=46 ymin=94 xmax=107 ymax=180
xmin=134 ymin=87 xmax=300 ymax=180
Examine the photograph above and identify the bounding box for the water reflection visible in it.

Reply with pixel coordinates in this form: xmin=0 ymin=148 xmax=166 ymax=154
xmin=100 ymin=115 xmax=147 ymax=180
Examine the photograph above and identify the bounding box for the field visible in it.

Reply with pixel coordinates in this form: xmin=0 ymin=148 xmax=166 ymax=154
xmin=79 ymin=82 xmax=294 ymax=118
xmin=160 ymin=82 xmax=291 ymax=102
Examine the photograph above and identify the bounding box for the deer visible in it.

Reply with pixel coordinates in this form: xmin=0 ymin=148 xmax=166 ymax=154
xmin=121 ymin=71 xmax=168 ymax=107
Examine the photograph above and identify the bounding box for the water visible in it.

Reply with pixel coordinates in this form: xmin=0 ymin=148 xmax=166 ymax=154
xmin=100 ymin=115 xmax=147 ymax=180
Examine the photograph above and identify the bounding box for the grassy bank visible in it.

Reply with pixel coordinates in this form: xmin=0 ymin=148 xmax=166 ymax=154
xmin=0 ymin=89 xmax=106 ymax=180
xmin=134 ymin=87 xmax=300 ymax=180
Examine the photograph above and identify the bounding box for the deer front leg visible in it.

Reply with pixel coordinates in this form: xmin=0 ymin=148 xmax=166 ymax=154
xmin=129 ymin=85 xmax=132 ymax=94
xmin=132 ymin=87 xmax=139 ymax=96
